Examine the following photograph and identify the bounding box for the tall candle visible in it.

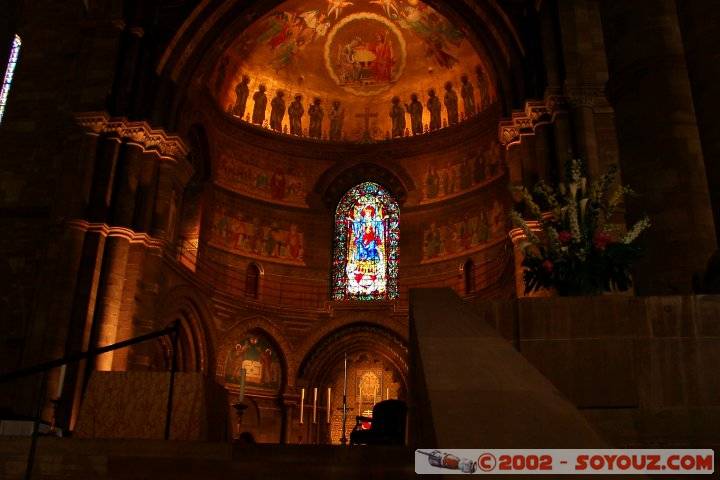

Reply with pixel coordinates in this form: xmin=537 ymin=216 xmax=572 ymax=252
xmin=238 ymin=368 xmax=246 ymax=402
xmin=343 ymin=354 xmax=347 ymax=397
xmin=55 ymin=365 xmax=66 ymax=399
xmin=327 ymin=387 xmax=331 ymax=423
xmin=312 ymin=387 xmax=318 ymax=424
xmin=300 ymin=388 xmax=305 ymax=424
xmin=386 ymin=387 xmax=389 ymax=400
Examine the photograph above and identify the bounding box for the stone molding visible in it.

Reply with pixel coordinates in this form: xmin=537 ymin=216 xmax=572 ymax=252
xmin=75 ymin=112 xmax=189 ymax=161
xmin=498 ymin=95 xmax=569 ymax=147
xmin=67 ymin=219 xmax=167 ymax=250
xmin=498 ymin=88 xmax=613 ymax=147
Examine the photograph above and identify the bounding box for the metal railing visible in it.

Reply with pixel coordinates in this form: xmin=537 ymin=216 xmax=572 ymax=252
xmin=0 ymin=321 xmax=180 ymax=480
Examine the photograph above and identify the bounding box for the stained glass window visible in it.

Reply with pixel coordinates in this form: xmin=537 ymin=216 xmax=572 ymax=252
xmin=0 ymin=35 xmax=21 ymax=124
xmin=332 ymin=182 xmax=399 ymax=300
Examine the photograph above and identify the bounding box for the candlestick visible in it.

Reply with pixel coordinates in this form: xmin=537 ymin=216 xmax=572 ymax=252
xmin=313 ymin=387 xmax=317 ymax=424
xmin=55 ymin=365 xmax=66 ymax=399
xmin=300 ymin=388 xmax=305 ymax=424
xmin=341 ymin=353 xmax=348 ymax=445
xmin=238 ymin=368 xmax=246 ymax=403
xmin=386 ymin=387 xmax=389 ymax=400
xmin=327 ymin=387 xmax=331 ymax=424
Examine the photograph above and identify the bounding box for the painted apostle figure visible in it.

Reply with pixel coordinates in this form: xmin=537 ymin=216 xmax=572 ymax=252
xmin=406 ymin=93 xmax=423 ymax=135
xmin=389 ymin=96 xmax=406 ymax=138
xmin=252 ymin=84 xmax=268 ymax=125
xmin=232 ymin=75 xmax=250 ymax=118
xmin=461 ymin=74 xmax=476 ymax=117
xmin=270 ymin=90 xmax=286 ymax=132
xmin=288 ymin=94 xmax=304 ymax=135
xmin=427 ymin=88 xmax=442 ymax=131
xmin=329 ymin=100 xmax=345 ymax=141
xmin=308 ymin=97 xmax=324 ymax=138
xmin=444 ymin=81 xmax=459 ymax=126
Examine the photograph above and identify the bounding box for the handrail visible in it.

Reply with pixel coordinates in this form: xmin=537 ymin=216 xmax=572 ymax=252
xmin=1 ymin=321 xmax=180 ymax=480
xmin=0 ymin=321 xmax=180 ymax=383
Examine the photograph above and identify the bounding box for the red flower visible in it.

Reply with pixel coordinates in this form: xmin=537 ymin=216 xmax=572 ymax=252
xmin=593 ymin=231 xmax=613 ymax=251
xmin=542 ymin=259 xmax=554 ymax=273
xmin=558 ymin=231 xmax=572 ymax=244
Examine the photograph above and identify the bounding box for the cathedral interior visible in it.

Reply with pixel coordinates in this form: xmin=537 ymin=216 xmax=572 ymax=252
xmin=0 ymin=0 xmax=719 ymax=477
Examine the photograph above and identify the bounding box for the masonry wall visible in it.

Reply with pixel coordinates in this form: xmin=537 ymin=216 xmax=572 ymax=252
xmin=471 ymin=295 xmax=720 ymax=448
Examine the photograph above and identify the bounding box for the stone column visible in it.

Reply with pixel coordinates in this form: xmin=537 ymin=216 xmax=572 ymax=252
xmin=126 ymin=246 xmax=164 ymax=370
xmin=151 ymin=155 xmax=193 ymax=242
xmin=568 ymin=94 xmax=601 ymax=178
xmin=600 ymin=0 xmax=717 ymax=294
xmin=552 ymin=111 xmax=573 ymax=180
xmin=539 ymin=0 xmax=562 ymax=94
xmin=110 ymin=141 xmax=144 ymax=228
xmin=676 ymin=1 xmax=720 ymax=243
xmin=280 ymin=393 xmax=298 ymax=444
xmin=87 ymin=135 xmax=122 ymax=222
xmin=533 ymin=123 xmax=555 ymax=182
xmin=90 ymin=231 xmax=132 ymax=371
xmin=133 ymin=152 xmax=159 ymax=232
xmin=64 ymin=227 xmax=106 ymax=430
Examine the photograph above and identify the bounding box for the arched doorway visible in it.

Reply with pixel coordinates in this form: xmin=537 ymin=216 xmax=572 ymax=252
xmin=296 ymin=323 xmax=408 ymax=444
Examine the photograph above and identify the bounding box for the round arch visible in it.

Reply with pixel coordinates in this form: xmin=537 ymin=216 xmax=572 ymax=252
xmin=218 ymin=315 xmax=295 ymax=391
xmin=296 ymin=321 xmax=408 ymax=387
xmin=156 ymin=285 xmax=215 ymax=373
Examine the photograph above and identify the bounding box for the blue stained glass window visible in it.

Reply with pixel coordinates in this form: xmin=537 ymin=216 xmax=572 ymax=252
xmin=0 ymin=34 xmax=21 ymax=124
xmin=332 ymin=182 xmax=399 ymax=301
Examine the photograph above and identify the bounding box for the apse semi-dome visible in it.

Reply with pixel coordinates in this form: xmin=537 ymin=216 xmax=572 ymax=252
xmin=213 ymin=0 xmax=498 ymax=142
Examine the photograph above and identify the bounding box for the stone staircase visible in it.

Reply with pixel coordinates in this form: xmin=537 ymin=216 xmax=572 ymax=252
xmin=1 ymin=438 xmax=415 ymax=479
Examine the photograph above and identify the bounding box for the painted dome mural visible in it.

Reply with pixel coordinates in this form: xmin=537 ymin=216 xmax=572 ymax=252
xmin=213 ymin=0 xmax=497 ymax=141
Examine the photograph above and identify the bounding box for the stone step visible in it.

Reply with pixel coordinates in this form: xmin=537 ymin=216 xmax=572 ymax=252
xmin=1 ymin=438 xmax=416 ymax=480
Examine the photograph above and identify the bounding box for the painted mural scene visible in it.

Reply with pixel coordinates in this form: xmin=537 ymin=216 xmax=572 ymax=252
xmin=215 ymin=152 xmax=308 ymax=207
xmin=208 ymin=200 xmax=305 ymax=265
xmin=422 ymin=199 xmax=505 ymax=262
xmin=223 ymin=334 xmax=282 ymax=392
xmin=421 ymin=141 xmax=504 ymax=203
xmin=215 ymin=0 xmax=497 ymax=141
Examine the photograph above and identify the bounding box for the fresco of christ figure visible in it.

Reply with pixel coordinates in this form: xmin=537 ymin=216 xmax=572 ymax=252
xmin=371 ymin=32 xmax=394 ymax=83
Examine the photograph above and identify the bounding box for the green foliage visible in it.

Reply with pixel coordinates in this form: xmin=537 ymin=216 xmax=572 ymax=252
xmin=512 ymin=159 xmax=650 ymax=296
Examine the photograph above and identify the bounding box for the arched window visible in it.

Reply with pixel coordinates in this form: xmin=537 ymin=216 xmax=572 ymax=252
xmin=0 ymin=35 xmax=21 ymax=124
xmin=332 ymin=182 xmax=399 ymax=300
xmin=464 ymin=259 xmax=475 ymax=294
xmin=245 ymin=263 xmax=261 ymax=299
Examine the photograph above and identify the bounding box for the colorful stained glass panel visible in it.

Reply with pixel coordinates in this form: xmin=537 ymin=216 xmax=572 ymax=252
xmin=332 ymin=182 xmax=399 ymax=300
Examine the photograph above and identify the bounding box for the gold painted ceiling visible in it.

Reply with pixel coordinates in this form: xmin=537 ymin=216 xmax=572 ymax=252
xmin=213 ymin=0 xmax=497 ymax=141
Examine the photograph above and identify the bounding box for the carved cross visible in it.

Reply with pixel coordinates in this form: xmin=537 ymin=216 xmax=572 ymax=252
xmin=355 ymin=107 xmax=378 ymax=142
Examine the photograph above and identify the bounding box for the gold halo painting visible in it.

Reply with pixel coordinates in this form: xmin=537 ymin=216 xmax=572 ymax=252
xmin=216 ymin=0 xmax=495 ymax=141
xmin=324 ymin=12 xmax=407 ymax=96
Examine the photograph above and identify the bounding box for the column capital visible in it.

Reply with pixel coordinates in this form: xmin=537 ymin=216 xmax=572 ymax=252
xmin=498 ymin=95 xmax=569 ymax=147
xmin=75 ymin=112 xmax=190 ymax=161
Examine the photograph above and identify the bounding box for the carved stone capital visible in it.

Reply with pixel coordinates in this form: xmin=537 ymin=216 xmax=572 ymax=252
xmin=498 ymin=95 xmax=569 ymax=146
xmin=75 ymin=112 xmax=190 ymax=161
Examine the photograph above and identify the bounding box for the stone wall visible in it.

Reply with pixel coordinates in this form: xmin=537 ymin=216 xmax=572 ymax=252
xmin=471 ymin=294 xmax=720 ymax=447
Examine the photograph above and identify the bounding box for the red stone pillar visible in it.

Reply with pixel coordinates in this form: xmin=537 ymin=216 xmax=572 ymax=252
xmin=551 ymin=111 xmax=573 ymax=180
xmin=600 ymin=0 xmax=718 ymax=294
xmin=86 ymin=135 xmax=121 ymax=223
xmin=110 ymin=141 xmax=144 ymax=228
xmin=676 ymin=1 xmax=720 ymax=243
xmin=90 ymin=231 xmax=132 ymax=371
